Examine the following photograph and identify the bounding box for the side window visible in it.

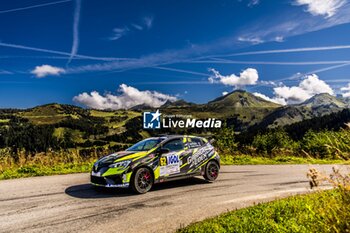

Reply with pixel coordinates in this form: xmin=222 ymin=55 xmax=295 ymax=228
xmin=143 ymin=140 xmax=158 ymax=150
xmin=162 ymin=139 xmax=184 ymax=152
xmin=188 ymin=137 xmax=203 ymax=148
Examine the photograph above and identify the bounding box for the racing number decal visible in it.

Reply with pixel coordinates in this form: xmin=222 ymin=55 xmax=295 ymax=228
xmin=160 ymin=154 xmax=180 ymax=176
xmin=160 ymin=157 xmax=167 ymax=166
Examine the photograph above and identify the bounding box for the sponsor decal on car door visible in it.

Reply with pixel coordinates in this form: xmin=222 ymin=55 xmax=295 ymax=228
xmin=159 ymin=152 xmax=181 ymax=176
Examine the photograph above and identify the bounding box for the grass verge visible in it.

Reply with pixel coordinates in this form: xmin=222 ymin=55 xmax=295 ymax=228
xmin=0 ymin=154 xmax=347 ymax=180
xmin=178 ymin=189 xmax=350 ymax=233
xmin=220 ymin=155 xmax=349 ymax=165
xmin=0 ymin=162 xmax=94 ymax=180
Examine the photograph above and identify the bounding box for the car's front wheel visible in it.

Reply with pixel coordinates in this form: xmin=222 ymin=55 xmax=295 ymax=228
xmin=203 ymin=161 xmax=219 ymax=181
xmin=131 ymin=167 xmax=154 ymax=194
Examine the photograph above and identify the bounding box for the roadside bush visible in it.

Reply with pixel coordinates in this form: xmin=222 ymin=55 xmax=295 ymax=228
xmin=252 ymin=130 xmax=298 ymax=155
xmin=214 ymin=126 xmax=237 ymax=153
xmin=301 ymin=130 xmax=350 ymax=159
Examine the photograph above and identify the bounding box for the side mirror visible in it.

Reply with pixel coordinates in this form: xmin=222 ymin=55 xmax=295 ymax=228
xmin=158 ymin=148 xmax=170 ymax=154
xmin=209 ymin=139 xmax=215 ymax=144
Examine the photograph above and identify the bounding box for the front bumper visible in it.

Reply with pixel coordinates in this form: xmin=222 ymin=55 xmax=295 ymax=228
xmin=90 ymin=172 xmax=129 ymax=188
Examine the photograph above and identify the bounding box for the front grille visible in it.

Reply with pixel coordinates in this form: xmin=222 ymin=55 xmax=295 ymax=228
xmin=105 ymin=175 xmax=123 ymax=185
xmin=91 ymin=175 xmax=107 ymax=185
xmin=92 ymin=165 xmax=108 ymax=173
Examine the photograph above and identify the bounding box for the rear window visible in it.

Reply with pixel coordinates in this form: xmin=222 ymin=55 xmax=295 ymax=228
xmin=187 ymin=137 xmax=203 ymax=148
xmin=163 ymin=139 xmax=184 ymax=151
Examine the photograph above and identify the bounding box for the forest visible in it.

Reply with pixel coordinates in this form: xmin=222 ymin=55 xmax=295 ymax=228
xmin=0 ymin=105 xmax=349 ymax=179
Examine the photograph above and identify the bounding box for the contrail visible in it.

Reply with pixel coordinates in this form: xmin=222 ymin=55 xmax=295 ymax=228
xmin=131 ymin=81 xmax=210 ymax=85
xmin=188 ymin=60 xmax=350 ymax=65
xmin=0 ymin=70 xmax=12 ymax=75
xmin=0 ymin=42 xmax=130 ymax=61
xmin=276 ymin=63 xmax=350 ymax=82
xmin=68 ymin=0 xmax=81 ymax=64
xmin=0 ymin=0 xmax=72 ymax=14
xmin=153 ymin=66 xmax=209 ymax=77
xmin=215 ymin=45 xmax=350 ymax=57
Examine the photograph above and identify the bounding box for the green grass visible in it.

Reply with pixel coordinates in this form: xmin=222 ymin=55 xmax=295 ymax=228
xmin=0 ymin=154 xmax=346 ymax=180
xmin=0 ymin=162 xmax=94 ymax=180
xmin=220 ymin=155 xmax=348 ymax=165
xmin=178 ymin=189 xmax=350 ymax=233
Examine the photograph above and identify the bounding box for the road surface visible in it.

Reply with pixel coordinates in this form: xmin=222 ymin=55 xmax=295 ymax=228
xmin=0 ymin=165 xmax=346 ymax=233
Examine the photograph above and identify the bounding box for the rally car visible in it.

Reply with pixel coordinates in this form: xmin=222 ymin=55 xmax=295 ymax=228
xmin=91 ymin=135 xmax=220 ymax=194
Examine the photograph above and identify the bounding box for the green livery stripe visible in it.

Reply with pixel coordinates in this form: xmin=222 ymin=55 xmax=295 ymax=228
xmin=192 ymin=153 xmax=216 ymax=172
xmin=102 ymin=167 xmax=128 ymax=176
xmin=180 ymin=162 xmax=188 ymax=168
xmin=114 ymin=151 xmax=148 ymax=162
xmin=124 ymin=172 xmax=132 ymax=183
xmin=154 ymin=166 xmax=160 ymax=179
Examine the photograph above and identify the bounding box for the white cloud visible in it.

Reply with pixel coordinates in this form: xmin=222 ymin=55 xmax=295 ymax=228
xmin=233 ymin=1 xmax=350 ymax=48
xmin=222 ymin=91 xmax=229 ymax=96
xmin=295 ymin=0 xmax=346 ymax=18
xmin=248 ymin=0 xmax=260 ymax=7
xmin=73 ymin=84 xmax=177 ymax=110
xmin=341 ymin=83 xmax=350 ymax=97
xmin=253 ymin=92 xmax=286 ymax=105
xmin=31 ymin=64 xmax=65 ymax=78
xmin=109 ymin=27 xmax=129 ymax=41
xmin=109 ymin=16 xmax=153 ymax=41
xmin=275 ymin=36 xmax=284 ymax=42
xmin=273 ymin=74 xmax=334 ymax=104
xmin=143 ymin=16 xmax=153 ymax=29
xmin=261 ymin=80 xmax=277 ymax=86
xmin=209 ymin=68 xmax=259 ymax=88
xmin=253 ymin=74 xmax=334 ymax=105
xmin=237 ymin=36 xmax=264 ymax=44
xmin=132 ymin=23 xmax=143 ymax=30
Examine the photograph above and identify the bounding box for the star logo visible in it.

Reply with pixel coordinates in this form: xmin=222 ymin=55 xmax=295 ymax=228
xmin=150 ymin=109 xmax=161 ymax=122
xmin=143 ymin=109 xmax=162 ymax=129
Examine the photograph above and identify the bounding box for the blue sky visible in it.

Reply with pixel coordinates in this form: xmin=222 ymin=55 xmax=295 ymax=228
xmin=1 ymin=0 xmax=350 ymax=109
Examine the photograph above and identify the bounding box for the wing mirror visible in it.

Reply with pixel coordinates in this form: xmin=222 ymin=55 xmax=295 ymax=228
xmin=209 ymin=139 xmax=215 ymax=144
xmin=158 ymin=148 xmax=170 ymax=154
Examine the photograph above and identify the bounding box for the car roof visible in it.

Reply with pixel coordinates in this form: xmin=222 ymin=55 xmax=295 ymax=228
xmin=157 ymin=135 xmax=204 ymax=140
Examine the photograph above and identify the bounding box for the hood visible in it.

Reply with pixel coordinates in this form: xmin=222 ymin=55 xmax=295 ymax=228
xmin=97 ymin=150 xmax=148 ymax=166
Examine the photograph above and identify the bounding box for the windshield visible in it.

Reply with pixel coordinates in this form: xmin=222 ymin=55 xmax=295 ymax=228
xmin=126 ymin=138 xmax=162 ymax=151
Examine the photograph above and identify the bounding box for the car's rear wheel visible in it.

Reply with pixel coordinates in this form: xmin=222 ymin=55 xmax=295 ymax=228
xmin=203 ymin=161 xmax=219 ymax=181
xmin=131 ymin=167 xmax=153 ymax=194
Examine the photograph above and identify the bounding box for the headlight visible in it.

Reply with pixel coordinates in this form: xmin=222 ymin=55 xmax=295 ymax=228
xmin=109 ymin=160 xmax=131 ymax=168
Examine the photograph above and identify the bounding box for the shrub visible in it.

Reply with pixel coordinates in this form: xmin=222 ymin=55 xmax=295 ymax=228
xmin=214 ymin=127 xmax=237 ymax=153
xmin=252 ymin=130 xmax=298 ymax=155
xmin=301 ymin=130 xmax=350 ymax=159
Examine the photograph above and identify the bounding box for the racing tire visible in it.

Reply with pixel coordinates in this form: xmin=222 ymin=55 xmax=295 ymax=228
xmin=203 ymin=160 xmax=219 ymax=181
xmin=131 ymin=167 xmax=154 ymax=194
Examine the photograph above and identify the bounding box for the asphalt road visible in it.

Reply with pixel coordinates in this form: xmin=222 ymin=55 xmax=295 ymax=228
xmin=0 ymin=164 xmax=347 ymax=233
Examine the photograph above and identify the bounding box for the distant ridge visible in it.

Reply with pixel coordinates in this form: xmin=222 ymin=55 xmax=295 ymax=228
xmin=1 ymin=91 xmax=349 ymax=130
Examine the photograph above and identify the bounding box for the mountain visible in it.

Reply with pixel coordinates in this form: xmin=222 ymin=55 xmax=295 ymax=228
xmin=299 ymin=93 xmax=347 ymax=116
xmin=16 ymin=103 xmax=90 ymax=124
xmin=207 ymin=90 xmax=280 ymax=109
xmin=340 ymin=97 xmax=350 ymax=107
xmin=0 ymin=91 xmax=282 ymax=131
xmin=159 ymin=90 xmax=281 ymax=129
xmin=161 ymin=99 xmax=195 ymax=108
xmin=1 ymin=91 xmax=348 ymax=133
xmin=252 ymin=93 xmax=349 ymax=128
xmin=130 ymin=104 xmax=153 ymax=111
